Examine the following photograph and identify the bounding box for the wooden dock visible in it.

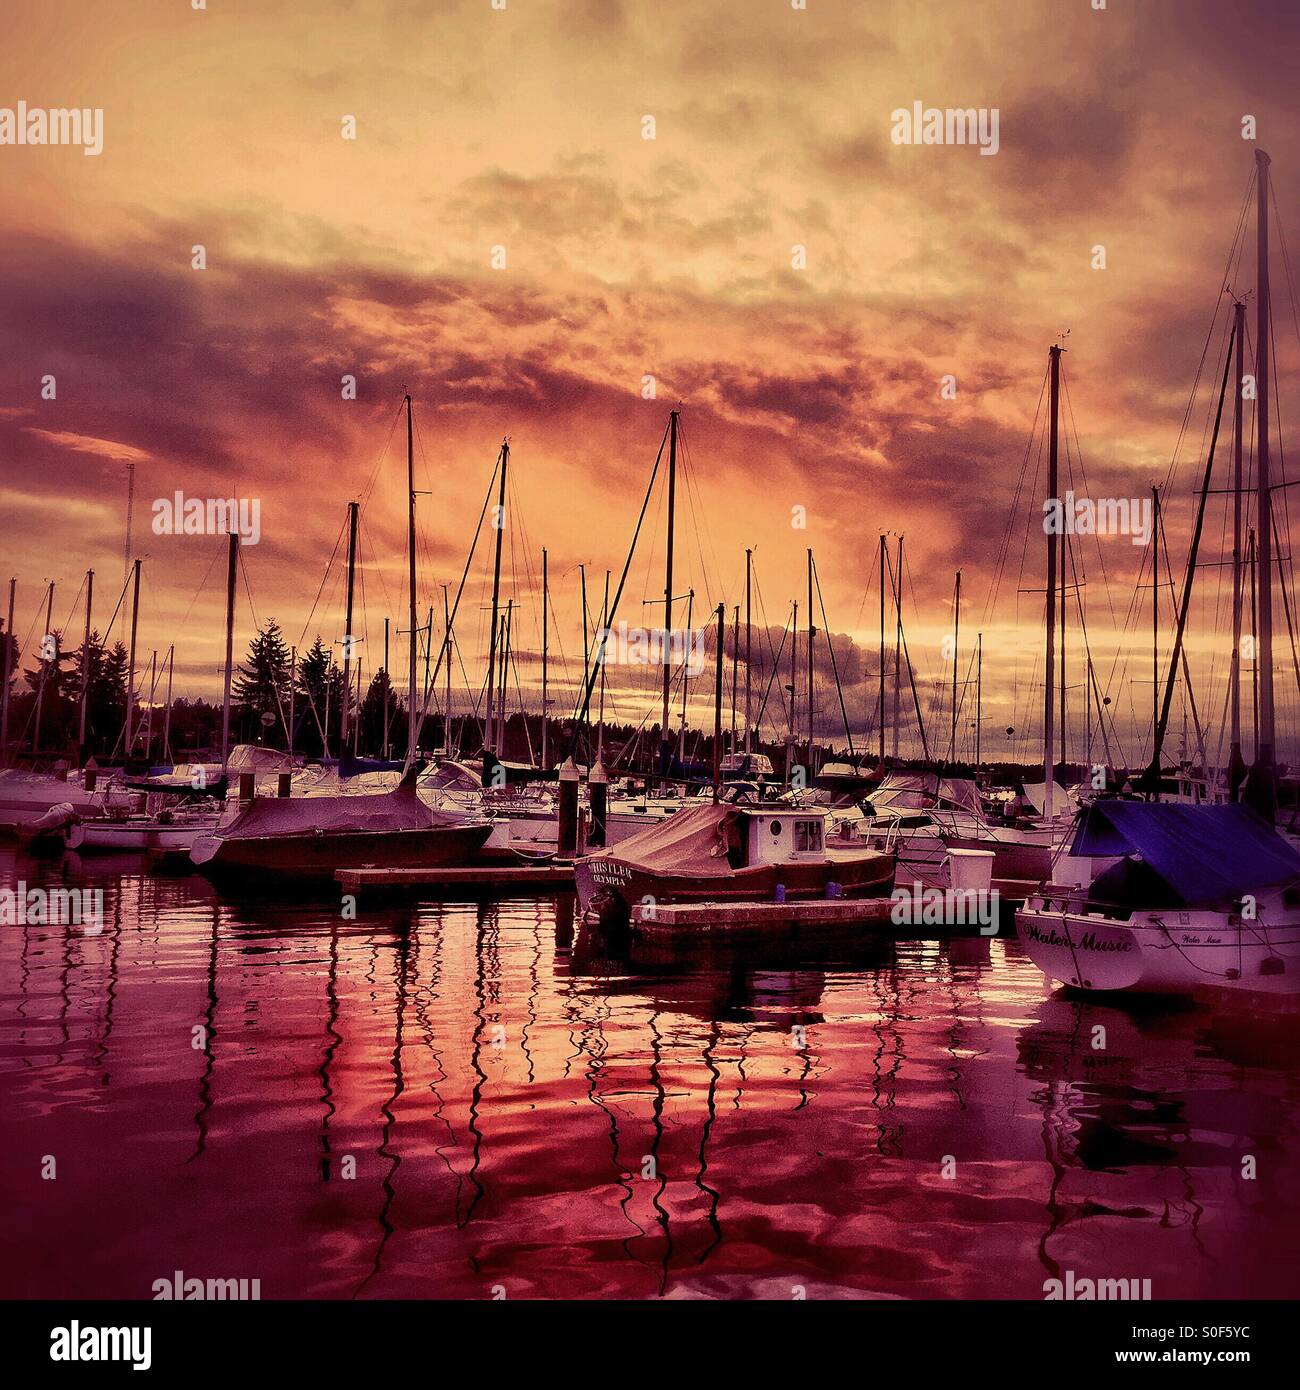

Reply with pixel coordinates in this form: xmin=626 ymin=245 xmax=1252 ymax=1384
xmin=337 ymin=861 xmax=575 ymax=896
xmin=630 ymin=896 xmax=895 ymax=945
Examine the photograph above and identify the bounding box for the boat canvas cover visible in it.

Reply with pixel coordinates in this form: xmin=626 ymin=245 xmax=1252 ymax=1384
xmin=215 ymin=778 xmax=450 ymax=841
xmin=1020 ymin=781 xmax=1072 ymax=816
xmin=872 ymin=774 xmax=982 ymax=814
xmin=596 ymin=802 xmax=738 ymax=875
xmin=1071 ymin=800 xmax=1300 ymax=905
xmin=225 ymin=745 xmax=296 ymax=773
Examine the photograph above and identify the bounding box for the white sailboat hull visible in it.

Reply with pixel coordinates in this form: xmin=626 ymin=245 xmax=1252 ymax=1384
xmin=67 ymin=817 xmax=218 ymax=852
xmin=1016 ymin=897 xmax=1300 ymax=997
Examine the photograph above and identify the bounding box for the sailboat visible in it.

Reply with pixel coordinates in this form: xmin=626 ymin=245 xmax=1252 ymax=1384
xmin=189 ymin=762 xmax=491 ymax=886
xmin=189 ymin=397 xmax=492 ymax=886
xmin=1017 ymin=151 xmax=1300 ymax=1003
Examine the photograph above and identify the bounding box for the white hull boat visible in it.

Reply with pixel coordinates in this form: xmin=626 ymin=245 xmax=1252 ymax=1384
xmin=1016 ymin=800 xmax=1300 ymax=1000
xmin=67 ymin=813 xmax=220 ymax=853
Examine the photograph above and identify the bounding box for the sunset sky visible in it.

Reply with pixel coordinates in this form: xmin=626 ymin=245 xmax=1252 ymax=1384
xmin=3 ymin=0 xmax=1300 ymax=766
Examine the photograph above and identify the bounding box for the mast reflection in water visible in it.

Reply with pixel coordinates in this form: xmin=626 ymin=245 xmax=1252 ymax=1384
xmin=2 ymin=847 xmax=1298 ymax=1300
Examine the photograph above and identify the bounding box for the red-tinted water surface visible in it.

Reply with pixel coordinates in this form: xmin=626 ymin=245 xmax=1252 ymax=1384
xmin=2 ymin=847 xmax=1298 ymax=1299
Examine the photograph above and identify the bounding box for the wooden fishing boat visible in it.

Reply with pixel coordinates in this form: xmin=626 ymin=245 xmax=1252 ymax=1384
xmin=575 ymin=801 xmax=895 ymax=928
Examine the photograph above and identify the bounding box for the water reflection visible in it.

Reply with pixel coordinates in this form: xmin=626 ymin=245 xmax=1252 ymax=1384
xmin=1 ymin=847 xmax=1298 ymax=1300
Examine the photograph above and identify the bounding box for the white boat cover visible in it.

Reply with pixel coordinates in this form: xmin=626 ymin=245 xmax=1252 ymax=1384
xmin=1020 ymin=781 xmax=1073 ymax=816
xmin=225 ymin=745 xmax=296 ymax=773
xmin=872 ymin=774 xmax=983 ymax=814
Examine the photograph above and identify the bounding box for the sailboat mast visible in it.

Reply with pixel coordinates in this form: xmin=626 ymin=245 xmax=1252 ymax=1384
xmin=1060 ymin=524 xmax=1067 ymax=766
xmin=220 ymin=537 xmax=237 ymax=770
xmin=950 ymin=570 xmax=961 ymax=764
xmin=162 ymin=644 xmax=174 ymax=762
xmin=341 ymin=500 xmax=358 ymax=749
xmin=712 ymin=603 xmax=725 ymax=804
xmin=1044 ymin=344 xmax=1061 ymax=821
xmin=1152 ymin=485 xmax=1160 ymax=757
xmin=598 ymin=572 xmax=610 ymax=764
xmin=730 ymin=603 xmax=739 ymax=751
xmin=878 ymin=535 xmax=886 ymax=767
xmin=806 ymin=548 xmax=815 ymax=773
xmin=484 ymin=439 xmax=508 ymax=761
xmin=892 ymin=537 xmax=903 ymax=760
xmin=789 ymin=600 xmax=798 ymax=785
xmin=1250 ymin=527 xmax=1259 ymax=749
xmin=289 ymin=646 xmax=297 ymax=756
xmin=78 ymin=569 xmax=93 ymax=752
xmin=442 ymin=588 xmax=452 ymax=758
xmin=541 ymin=548 xmax=549 ymax=769
xmin=744 ymin=547 xmax=752 ymax=755
xmin=405 ymin=395 xmax=419 ymax=764
xmin=681 ymin=589 xmax=694 ymax=738
xmin=125 ymin=564 xmax=140 ymax=756
xmin=1230 ymin=296 xmax=1246 ymax=786
xmin=660 ymin=409 xmax=679 ymax=789
xmin=33 ymin=581 xmax=54 ymax=753
xmin=1254 ymin=148 xmax=1275 ymax=784
xmin=975 ymin=631 xmax=982 ymax=767
xmin=0 ymin=578 xmax=14 ymax=756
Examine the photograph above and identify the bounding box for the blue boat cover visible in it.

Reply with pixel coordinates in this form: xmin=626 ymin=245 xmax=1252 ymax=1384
xmin=337 ymin=751 xmax=405 ymax=778
xmin=1071 ymin=800 xmax=1300 ymax=904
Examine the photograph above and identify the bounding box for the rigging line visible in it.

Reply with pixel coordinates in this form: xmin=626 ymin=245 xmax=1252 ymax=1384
xmin=984 ymin=361 xmax=1050 ymax=626
xmin=1061 ymin=367 xmax=1119 ymax=632
xmin=419 ymin=446 xmax=503 ymax=723
xmin=812 ymin=554 xmax=855 ymax=754
xmin=54 ymin=573 xmax=88 ymax=642
xmin=1150 ymin=324 xmax=1235 ymax=775
xmin=565 ymin=421 xmax=671 ymax=755
xmin=356 ymin=397 xmax=406 ymax=511
xmin=751 ymin=563 xmax=790 ymax=730
xmin=1067 ymin=535 xmax=1128 ymax=770
xmin=676 ymin=416 xmax=727 ymax=612
xmin=1160 ymin=171 xmax=1254 ymax=504
xmin=753 ymin=610 xmax=792 ymax=733
xmin=902 ymin=542 xmax=944 ymax=736
xmin=297 ymin=512 xmax=349 ymax=648
xmin=176 ymin=545 xmax=222 ymax=633
xmin=359 ymin=513 xmax=398 ymax=625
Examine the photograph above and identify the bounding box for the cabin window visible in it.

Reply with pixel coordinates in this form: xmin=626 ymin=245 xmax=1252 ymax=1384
xmin=769 ymin=820 xmax=783 ymax=837
xmin=794 ymin=819 xmax=822 ymax=852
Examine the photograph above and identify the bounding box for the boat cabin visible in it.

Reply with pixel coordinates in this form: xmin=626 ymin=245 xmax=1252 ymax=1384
xmin=739 ymin=808 xmax=827 ymax=866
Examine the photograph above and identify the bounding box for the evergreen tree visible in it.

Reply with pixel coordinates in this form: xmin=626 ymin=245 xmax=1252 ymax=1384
xmin=233 ymin=620 xmax=290 ymax=745
xmin=84 ymin=637 xmax=128 ymax=753
xmin=359 ymin=668 xmax=401 ymax=756
xmin=294 ymin=635 xmax=345 ymax=756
